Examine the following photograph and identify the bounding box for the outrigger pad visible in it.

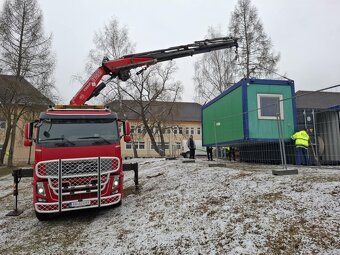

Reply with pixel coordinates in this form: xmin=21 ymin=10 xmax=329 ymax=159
xmin=208 ymin=164 xmax=226 ymax=167
xmin=272 ymin=169 xmax=298 ymax=176
xmin=6 ymin=210 xmax=23 ymax=216
xmin=165 ymin=157 xmax=176 ymax=160
xmin=182 ymin=159 xmax=195 ymax=163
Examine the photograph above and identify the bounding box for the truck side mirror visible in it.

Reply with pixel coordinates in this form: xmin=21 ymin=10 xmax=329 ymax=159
xmin=124 ymin=121 xmax=131 ymax=136
xmin=24 ymin=122 xmax=33 ymax=147
xmin=124 ymin=135 xmax=131 ymax=143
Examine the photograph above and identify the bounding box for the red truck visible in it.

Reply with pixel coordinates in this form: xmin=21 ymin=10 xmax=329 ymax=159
xmin=23 ymin=37 xmax=238 ymax=220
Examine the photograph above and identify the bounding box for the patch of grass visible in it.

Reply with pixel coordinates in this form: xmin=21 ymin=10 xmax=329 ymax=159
xmin=0 ymin=167 xmax=13 ymax=178
xmin=259 ymin=191 xmax=285 ymax=202
xmin=265 ymin=217 xmax=338 ymax=254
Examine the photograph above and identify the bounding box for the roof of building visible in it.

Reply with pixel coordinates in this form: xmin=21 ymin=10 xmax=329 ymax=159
xmin=0 ymin=74 xmax=52 ymax=106
xmin=295 ymin=90 xmax=340 ymax=109
xmin=108 ymin=100 xmax=202 ymax=122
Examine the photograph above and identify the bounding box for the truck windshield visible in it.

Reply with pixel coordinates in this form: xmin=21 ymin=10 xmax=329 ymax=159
xmin=37 ymin=119 xmax=119 ymax=147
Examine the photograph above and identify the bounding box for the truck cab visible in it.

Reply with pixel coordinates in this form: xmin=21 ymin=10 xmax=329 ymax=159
xmin=25 ymin=105 xmax=130 ymax=220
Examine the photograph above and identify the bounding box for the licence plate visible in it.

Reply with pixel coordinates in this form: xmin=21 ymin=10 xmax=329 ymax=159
xmin=69 ymin=200 xmax=91 ymax=208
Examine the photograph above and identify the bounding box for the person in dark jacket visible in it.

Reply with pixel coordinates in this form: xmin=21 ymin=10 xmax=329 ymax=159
xmin=187 ymin=135 xmax=196 ymax=159
xmin=207 ymin=146 xmax=213 ymax=161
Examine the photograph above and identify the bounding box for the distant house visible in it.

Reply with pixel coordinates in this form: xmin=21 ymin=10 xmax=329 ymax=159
xmin=295 ymin=90 xmax=340 ymax=165
xmin=0 ymin=74 xmax=52 ymax=164
xmin=108 ymin=100 xmax=202 ymax=157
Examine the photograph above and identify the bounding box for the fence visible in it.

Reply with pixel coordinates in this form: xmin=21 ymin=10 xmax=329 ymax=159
xmin=210 ymin=87 xmax=340 ymax=167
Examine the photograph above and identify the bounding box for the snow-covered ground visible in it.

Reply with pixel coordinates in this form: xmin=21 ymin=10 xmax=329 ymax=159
xmin=0 ymin=158 xmax=339 ymax=254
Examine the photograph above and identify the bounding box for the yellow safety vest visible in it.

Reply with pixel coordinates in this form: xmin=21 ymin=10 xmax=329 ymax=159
xmin=291 ymin=130 xmax=309 ymax=148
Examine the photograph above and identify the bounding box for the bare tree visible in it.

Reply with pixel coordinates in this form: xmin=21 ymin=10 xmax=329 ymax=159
xmin=229 ymin=0 xmax=280 ymax=79
xmin=83 ymin=17 xmax=135 ymax=104
xmin=193 ymin=27 xmax=238 ymax=104
xmin=0 ymin=0 xmax=56 ymax=97
xmin=117 ymin=62 xmax=183 ymax=157
xmin=84 ymin=18 xmax=183 ymax=157
xmin=0 ymin=0 xmax=55 ymax=166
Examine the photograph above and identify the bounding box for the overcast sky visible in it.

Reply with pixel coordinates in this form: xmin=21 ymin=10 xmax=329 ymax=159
xmin=2 ymin=0 xmax=340 ymax=103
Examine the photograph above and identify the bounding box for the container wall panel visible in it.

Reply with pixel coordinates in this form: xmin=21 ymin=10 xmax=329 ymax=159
xmin=202 ymin=86 xmax=244 ymax=145
xmin=247 ymin=84 xmax=295 ymax=139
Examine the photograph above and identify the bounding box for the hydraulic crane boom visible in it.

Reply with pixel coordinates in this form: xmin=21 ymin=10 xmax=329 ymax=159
xmin=70 ymin=37 xmax=238 ymax=105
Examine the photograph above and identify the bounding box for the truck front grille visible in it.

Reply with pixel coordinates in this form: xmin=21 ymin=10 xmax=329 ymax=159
xmin=35 ymin=157 xmax=121 ymax=212
xmin=36 ymin=157 xmax=119 ymax=178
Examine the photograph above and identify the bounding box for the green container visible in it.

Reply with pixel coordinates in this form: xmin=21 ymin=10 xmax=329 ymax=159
xmin=202 ymin=78 xmax=296 ymax=146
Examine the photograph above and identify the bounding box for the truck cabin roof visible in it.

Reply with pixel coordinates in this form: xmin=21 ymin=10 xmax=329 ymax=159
xmin=39 ymin=110 xmax=118 ymax=120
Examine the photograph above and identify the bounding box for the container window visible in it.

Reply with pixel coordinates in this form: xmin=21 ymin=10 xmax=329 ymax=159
xmin=257 ymin=94 xmax=284 ymax=120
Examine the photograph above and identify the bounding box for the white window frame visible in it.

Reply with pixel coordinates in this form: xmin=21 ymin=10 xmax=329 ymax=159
xmin=257 ymin=94 xmax=284 ymax=120
xmin=190 ymin=127 xmax=195 ymax=135
xmin=197 ymin=127 xmax=201 ymax=135
xmin=138 ymin=142 xmax=145 ymax=150
xmin=125 ymin=142 xmax=132 ymax=149
xmin=175 ymin=142 xmax=181 ymax=149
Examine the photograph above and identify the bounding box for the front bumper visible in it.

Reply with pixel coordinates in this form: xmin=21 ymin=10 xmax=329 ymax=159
xmin=35 ymin=193 xmax=121 ymax=213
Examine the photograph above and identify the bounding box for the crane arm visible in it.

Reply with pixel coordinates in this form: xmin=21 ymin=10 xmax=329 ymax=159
xmin=70 ymin=37 xmax=238 ymax=105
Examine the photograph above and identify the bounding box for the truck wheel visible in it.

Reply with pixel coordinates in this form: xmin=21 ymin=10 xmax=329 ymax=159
xmin=35 ymin=211 xmax=53 ymax=221
xmin=185 ymin=152 xmax=190 ymax=158
xmin=113 ymin=200 xmax=122 ymax=208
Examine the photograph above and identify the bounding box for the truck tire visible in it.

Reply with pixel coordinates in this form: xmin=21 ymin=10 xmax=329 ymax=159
xmin=113 ymin=200 xmax=122 ymax=208
xmin=35 ymin=211 xmax=54 ymax=221
xmin=185 ymin=152 xmax=190 ymax=158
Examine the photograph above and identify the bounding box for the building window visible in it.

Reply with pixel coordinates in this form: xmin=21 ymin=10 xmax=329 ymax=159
xmin=151 ymin=142 xmax=169 ymax=150
xmin=131 ymin=125 xmax=136 ymax=134
xmin=197 ymin=127 xmax=201 ymax=135
xmin=125 ymin=142 xmax=132 ymax=149
xmin=185 ymin=127 xmax=190 ymax=135
xmin=178 ymin=127 xmax=183 ymax=134
xmin=173 ymin=127 xmax=178 ymax=134
xmin=257 ymin=94 xmax=284 ymax=120
xmin=126 ymin=141 xmax=145 ymax=150
xmin=138 ymin=142 xmax=145 ymax=150
xmin=175 ymin=142 xmax=181 ymax=149
xmin=190 ymin=127 xmax=195 ymax=135
xmin=0 ymin=120 xmax=6 ymax=129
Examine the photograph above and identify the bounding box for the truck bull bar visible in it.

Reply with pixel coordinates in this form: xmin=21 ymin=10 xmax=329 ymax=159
xmin=6 ymin=160 xmax=139 ymax=216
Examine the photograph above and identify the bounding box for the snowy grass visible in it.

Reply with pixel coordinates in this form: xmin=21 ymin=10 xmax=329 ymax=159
xmin=0 ymin=158 xmax=339 ymax=254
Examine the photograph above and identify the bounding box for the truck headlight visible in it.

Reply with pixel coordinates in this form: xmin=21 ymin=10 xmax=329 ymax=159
xmin=37 ymin=182 xmax=46 ymax=196
xmin=112 ymin=176 xmax=120 ymax=188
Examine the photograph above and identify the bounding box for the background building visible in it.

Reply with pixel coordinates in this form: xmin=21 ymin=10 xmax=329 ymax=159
xmin=0 ymin=75 xmax=52 ymax=165
xmin=109 ymin=100 xmax=202 ymax=158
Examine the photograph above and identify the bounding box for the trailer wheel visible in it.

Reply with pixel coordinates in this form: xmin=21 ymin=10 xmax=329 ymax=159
xmin=35 ymin=211 xmax=53 ymax=221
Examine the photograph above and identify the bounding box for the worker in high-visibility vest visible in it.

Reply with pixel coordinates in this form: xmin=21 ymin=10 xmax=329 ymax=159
xmin=291 ymin=129 xmax=310 ymax=165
